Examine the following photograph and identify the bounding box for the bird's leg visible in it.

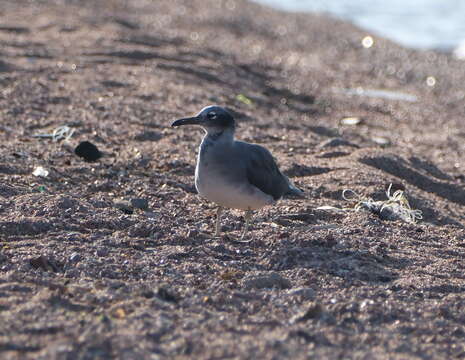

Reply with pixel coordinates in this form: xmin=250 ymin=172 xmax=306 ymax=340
xmin=240 ymin=209 xmax=253 ymax=241
xmin=215 ymin=206 xmax=223 ymax=237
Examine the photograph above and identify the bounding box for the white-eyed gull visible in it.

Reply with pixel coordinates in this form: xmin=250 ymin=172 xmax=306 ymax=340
xmin=172 ymin=105 xmax=303 ymax=240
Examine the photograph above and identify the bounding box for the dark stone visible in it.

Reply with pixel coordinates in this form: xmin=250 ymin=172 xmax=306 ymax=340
xmin=29 ymin=255 xmax=60 ymax=272
xmin=157 ymin=287 xmax=178 ymax=303
xmin=74 ymin=141 xmax=102 ymax=162
xmin=319 ymin=137 xmax=358 ymax=148
xmin=296 ymin=302 xmax=324 ymax=322
xmin=69 ymin=252 xmax=81 ymax=262
xmin=130 ymin=198 xmax=149 ymax=210
xmin=114 ymin=200 xmax=134 ymax=215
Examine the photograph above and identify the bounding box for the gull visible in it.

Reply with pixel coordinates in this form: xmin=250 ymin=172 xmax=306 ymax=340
xmin=172 ymin=105 xmax=303 ymax=240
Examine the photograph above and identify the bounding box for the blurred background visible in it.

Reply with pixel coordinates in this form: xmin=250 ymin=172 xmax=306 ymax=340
xmin=255 ymin=0 xmax=465 ymax=56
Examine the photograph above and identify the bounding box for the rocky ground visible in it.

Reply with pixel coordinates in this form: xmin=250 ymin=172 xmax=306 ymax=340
xmin=0 ymin=0 xmax=464 ymax=359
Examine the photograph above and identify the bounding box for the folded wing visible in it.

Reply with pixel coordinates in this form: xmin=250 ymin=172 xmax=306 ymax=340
xmin=245 ymin=143 xmax=291 ymax=200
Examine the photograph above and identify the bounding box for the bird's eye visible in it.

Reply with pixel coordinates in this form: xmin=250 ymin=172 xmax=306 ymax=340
xmin=207 ymin=112 xmax=217 ymax=119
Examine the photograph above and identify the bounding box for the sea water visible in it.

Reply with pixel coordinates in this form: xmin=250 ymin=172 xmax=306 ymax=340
xmin=254 ymin=0 xmax=465 ymax=54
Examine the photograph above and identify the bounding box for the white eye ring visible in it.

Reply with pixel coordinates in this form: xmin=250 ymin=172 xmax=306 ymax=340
xmin=207 ymin=112 xmax=217 ymax=119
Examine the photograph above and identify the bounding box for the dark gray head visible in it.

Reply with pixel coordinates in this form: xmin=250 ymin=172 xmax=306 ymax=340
xmin=171 ymin=105 xmax=235 ymax=133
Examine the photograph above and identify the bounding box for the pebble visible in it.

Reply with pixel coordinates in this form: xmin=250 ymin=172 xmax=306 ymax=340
xmin=157 ymin=287 xmax=178 ymax=303
xmin=243 ymin=272 xmax=291 ymax=290
xmin=69 ymin=252 xmax=81 ymax=262
xmin=130 ymin=198 xmax=149 ymax=210
xmin=65 ymin=269 xmax=80 ymax=278
xmin=96 ymin=248 xmax=109 ymax=257
xmin=29 ymin=255 xmax=59 ymax=272
xmin=113 ymin=200 xmax=133 ymax=215
xmin=319 ymin=137 xmax=358 ymax=148
xmin=293 ymin=301 xmax=324 ymax=323
xmin=57 ymin=196 xmax=75 ymax=210
xmin=285 ymin=287 xmax=316 ymax=300
xmin=372 ymin=136 xmax=390 ymax=146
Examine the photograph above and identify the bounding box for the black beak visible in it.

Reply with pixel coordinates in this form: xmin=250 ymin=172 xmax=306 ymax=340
xmin=171 ymin=116 xmax=202 ymax=127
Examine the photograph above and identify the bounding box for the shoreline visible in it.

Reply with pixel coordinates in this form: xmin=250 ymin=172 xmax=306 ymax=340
xmin=253 ymin=0 xmax=465 ymax=53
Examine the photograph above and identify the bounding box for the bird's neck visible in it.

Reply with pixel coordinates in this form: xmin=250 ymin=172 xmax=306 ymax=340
xmin=199 ymin=128 xmax=234 ymax=157
xmin=204 ymin=127 xmax=234 ymax=144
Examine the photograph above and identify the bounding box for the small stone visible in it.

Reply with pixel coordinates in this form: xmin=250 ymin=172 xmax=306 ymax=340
xmin=113 ymin=308 xmax=126 ymax=319
xmin=29 ymin=255 xmax=59 ymax=272
xmin=157 ymin=287 xmax=178 ymax=303
xmin=113 ymin=200 xmax=133 ymax=215
xmin=0 ymin=254 xmax=7 ymax=263
xmin=96 ymin=247 xmax=109 ymax=257
xmin=141 ymin=290 xmax=155 ymax=299
xmin=294 ymin=301 xmax=324 ymax=322
xmin=286 ymin=287 xmax=316 ymax=300
xmin=130 ymin=198 xmax=149 ymax=210
xmin=317 ymin=151 xmax=350 ymax=159
xmin=319 ymin=138 xmax=358 ymax=148
xmin=243 ymin=272 xmax=291 ymax=290
xmin=74 ymin=141 xmax=102 ymax=162
xmin=57 ymin=196 xmax=76 ymax=209
xmin=132 ymin=242 xmax=145 ymax=251
xmin=372 ymin=136 xmax=390 ymax=146
xmin=65 ymin=269 xmax=80 ymax=278
xmin=186 ymin=229 xmax=198 ymax=238
xmin=69 ymin=252 xmax=81 ymax=262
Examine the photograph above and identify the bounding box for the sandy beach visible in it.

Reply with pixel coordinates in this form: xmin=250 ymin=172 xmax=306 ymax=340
xmin=0 ymin=0 xmax=464 ymax=358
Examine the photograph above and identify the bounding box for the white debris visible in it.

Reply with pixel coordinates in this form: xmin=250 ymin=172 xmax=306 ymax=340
xmin=32 ymin=166 xmax=49 ymax=177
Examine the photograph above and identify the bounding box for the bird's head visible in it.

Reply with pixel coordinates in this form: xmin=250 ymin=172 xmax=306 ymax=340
xmin=171 ymin=105 xmax=235 ymax=134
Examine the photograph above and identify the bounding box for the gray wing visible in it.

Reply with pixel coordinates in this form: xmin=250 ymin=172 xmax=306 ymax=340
xmin=243 ymin=143 xmax=290 ymax=200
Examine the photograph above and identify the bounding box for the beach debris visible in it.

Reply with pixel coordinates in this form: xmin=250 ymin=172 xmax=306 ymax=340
xmin=236 ymin=93 xmax=253 ymax=105
xmin=341 ymin=117 xmax=362 ymax=126
xmin=32 ymin=166 xmax=49 ymax=177
xmin=74 ymin=141 xmax=102 ymax=162
xmin=317 ymin=184 xmax=422 ymax=224
xmin=32 ymin=125 xmax=75 ymax=142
